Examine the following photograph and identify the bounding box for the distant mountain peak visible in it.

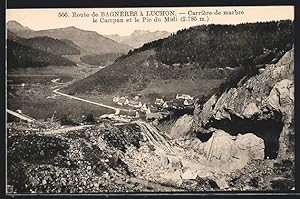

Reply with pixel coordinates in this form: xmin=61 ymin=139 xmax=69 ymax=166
xmin=65 ymin=26 xmax=79 ymax=30
xmin=61 ymin=26 xmax=100 ymax=35
xmin=131 ymin=30 xmax=151 ymax=36
xmin=7 ymin=20 xmax=32 ymax=31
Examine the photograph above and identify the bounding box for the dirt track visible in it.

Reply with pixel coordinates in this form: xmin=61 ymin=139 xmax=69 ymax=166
xmin=53 ymin=89 xmax=129 ymax=115
xmin=40 ymin=125 xmax=95 ymax=135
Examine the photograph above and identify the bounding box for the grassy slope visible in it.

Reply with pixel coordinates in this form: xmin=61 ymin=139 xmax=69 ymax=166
xmin=80 ymin=53 xmax=123 ymax=66
xmin=64 ymin=49 xmax=227 ymax=100
xmin=8 ymin=95 xmax=114 ymax=121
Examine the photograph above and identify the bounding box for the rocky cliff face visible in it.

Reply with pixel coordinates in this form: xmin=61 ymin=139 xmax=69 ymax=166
xmin=192 ymin=48 xmax=294 ymax=160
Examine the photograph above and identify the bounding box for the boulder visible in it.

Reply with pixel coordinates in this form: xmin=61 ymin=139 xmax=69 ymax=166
xmin=170 ymin=114 xmax=193 ymax=138
xmin=243 ymin=102 xmax=259 ymax=118
xmin=197 ymin=130 xmax=264 ymax=171
xmin=182 ymin=169 xmax=198 ymax=180
xmin=215 ymin=177 xmax=230 ymax=190
xmin=160 ymin=169 xmax=182 ymax=186
xmin=235 ymin=133 xmax=265 ymax=160
xmin=166 ymin=155 xmax=183 ymax=169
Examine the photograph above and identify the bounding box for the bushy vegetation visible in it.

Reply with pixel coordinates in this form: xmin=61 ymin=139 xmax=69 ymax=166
xmin=59 ymin=114 xmax=78 ymax=126
xmin=82 ymin=113 xmax=96 ymax=124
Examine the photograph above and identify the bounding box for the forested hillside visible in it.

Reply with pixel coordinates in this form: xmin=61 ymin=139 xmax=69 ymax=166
xmin=7 ymin=40 xmax=76 ymax=68
xmin=17 ymin=36 xmax=81 ymax=55
xmin=120 ymin=20 xmax=293 ymax=68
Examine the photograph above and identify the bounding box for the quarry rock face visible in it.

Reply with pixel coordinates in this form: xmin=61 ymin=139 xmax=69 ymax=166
xmin=193 ymin=48 xmax=294 ymax=161
xmin=170 ymin=114 xmax=193 ymax=138
xmin=208 ymin=131 xmax=264 ymax=164
xmin=188 ymin=130 xmax=265 ymax=171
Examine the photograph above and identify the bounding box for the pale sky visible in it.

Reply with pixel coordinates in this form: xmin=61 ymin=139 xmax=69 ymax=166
xmin=6 ymin=6 xmax=294 ymax=36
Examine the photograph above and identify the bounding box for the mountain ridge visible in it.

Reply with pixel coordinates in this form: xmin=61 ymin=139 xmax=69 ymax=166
xmin=105 ymin=30 xmax=172 ymax=48
xmin=7 ymin=20 xmax=132 ymax=55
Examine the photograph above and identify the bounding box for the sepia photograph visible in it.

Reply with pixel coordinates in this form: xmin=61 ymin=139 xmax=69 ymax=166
xmin=5 ymin=5 xmax=295 ymax=194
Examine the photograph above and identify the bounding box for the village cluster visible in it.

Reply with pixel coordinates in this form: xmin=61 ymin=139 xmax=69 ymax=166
xmin=112 ymin=93 xmax=195 ymax=114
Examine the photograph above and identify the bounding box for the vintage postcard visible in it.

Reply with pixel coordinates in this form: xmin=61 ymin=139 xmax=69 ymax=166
xmin=6 ymin=5 xmax=295 ymax=194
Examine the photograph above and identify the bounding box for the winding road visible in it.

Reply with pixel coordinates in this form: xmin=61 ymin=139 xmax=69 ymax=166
xmin=53 ymin=89 xmax=124 ymax=115
xmin=7 ymin=109 xmax=35 ymax=122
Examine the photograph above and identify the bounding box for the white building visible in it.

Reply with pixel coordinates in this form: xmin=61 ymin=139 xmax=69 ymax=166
xmin=176 ymin=94 xmax=194 ymax=100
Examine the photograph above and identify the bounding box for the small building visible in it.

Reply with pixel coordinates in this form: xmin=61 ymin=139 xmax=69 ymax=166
xmin=163 ymin=101 xmax=174 ymax=109
xmin=113 ymin=96 xmax=120 ymax=102
xmin=141 ymin=103 xmax=151 ymax=113
xmin=117 ymin=97 xmax=128 ymax=106
xmin=133 ymin=94 xmax=142 ymax=100
xmin=184 ymin=99 xmax=194 ymax=106
xmin=51 ymin=78 xmax=60 ymax=83
xmin=155 ymin=98 xmax=165 ymax=106
xmin=128 ymin=100 xmax=142 ymax=108
xmin=16 ymin=109 xmax=22 ymax=114
xmin=124 ymin=99 xmax=130 ymax=105
xmin=176 ymin=94 xmax=194 ymax=100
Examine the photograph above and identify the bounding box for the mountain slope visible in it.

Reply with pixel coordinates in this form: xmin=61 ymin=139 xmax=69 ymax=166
xmin=80 ymin=53 xmax=124 ymax=66
xmin=7 ymin=39 xmax=76 ymax=69
xmin=7 ymin=28 xmax=81 ymax=56
xmin=7 ymin=20 xmax=33 ymax=32
xmin=7 ymin=30 xmax=19 ymax=40
xmin=17 ymin=36 xmax=81 ymax=55
xmin=64 ymin=20 xmax=294 ymax=100
xmin=7 ymin=21 xmax=132 ymax=55
xmin=63 ymin=48 xmax=228 ymax=98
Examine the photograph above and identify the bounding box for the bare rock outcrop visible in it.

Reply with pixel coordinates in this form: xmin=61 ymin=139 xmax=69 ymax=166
xmin=170 ymin=114 xmax=193 ymax=138
xmin=193 ymin=48 xmax=294 ymax=160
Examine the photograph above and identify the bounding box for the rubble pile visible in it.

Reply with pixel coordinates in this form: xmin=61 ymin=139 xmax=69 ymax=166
xmin=225 ymin=159 xmax=295 ymax=191
xmin=7 ymin=122 xmax=147 ymax=193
